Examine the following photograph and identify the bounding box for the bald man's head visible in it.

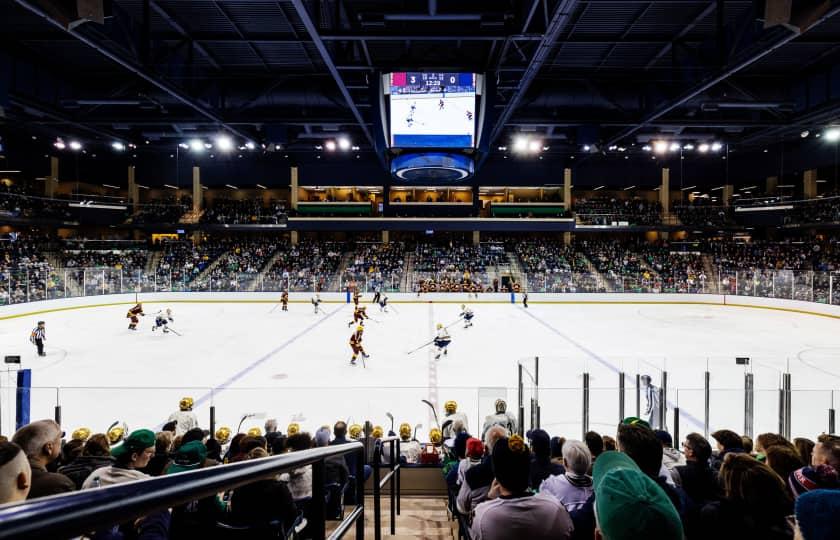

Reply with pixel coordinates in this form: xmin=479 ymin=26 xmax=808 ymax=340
xmin=0 ymin=442 xmax=31 ymax=503
xmin=484 ymin=425 xmax=508 ymax=453
xmin=12 ymin=419 xmax=63 ymax=467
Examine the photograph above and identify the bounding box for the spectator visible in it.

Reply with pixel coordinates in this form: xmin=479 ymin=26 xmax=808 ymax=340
xmin=794 ymin=437 xmax=815 ymax=467
xmin=539 ymin=440 xmax=594 ymax=513
xmin=471 ymin=435 xmax=573 ymax=540
xmin=456 ymin=437 xmax=484 ymax=487
xmin=602 ymin=435 xmax=617 ymax=452
xmin=811 ymin=435 xmax=840 ymax=469
xmin=656 ymin=430 xmax=685 ymax=485
xmin=140 ymin=431 xmax=173 ymax=477
xmin=205 ymin=438 xmax=222 ymax=462
xmin=592 ymin=451 xmax=683 ymax=540
xmin=788 ymin=464 xmax=839 ymax=499
xmin=11 ymin=419 xmax=75 ymax=499
xmin=457 ymin=425 xmax=507 ymax=515
xmin=314 ymin=427 xmax=348 ymax=487
xmin=765 ymin=445 xmax=804 ymax=483
xmin=528 ymin=428 xmax=564 ymax=490
xmin=228 ymin=447 xmax=297 ymax=533
xmin=742 ymin=435 xmax=754 ymax=456
xmin=82 ymin=429 xmax=155 ymax=488
xmin=676 ymin=433 xmax=721 ymax=506
xmin=710 ymin=429 xmax=745 ymax=470
xmin=699 ymin=453 xmax=793 ymax=539
xmin=584 ymin=431 xmax=604 ymax=472
xmin=793 ymin=489 xmax=840 ymax=540
xmin=58 ymin=434 xmax=114 ymax=489
xmin=0 ymin=441 xmax=31 ymax=503
xmin=550 ymin=436 xmax=565 ymax=467
xmin=167 ymin=440 xmax=224 ymax=538
xmin=281 ymin=432 xmax=313 ymax=500
xmin=60 ymin=439 xmax=85 ymax=467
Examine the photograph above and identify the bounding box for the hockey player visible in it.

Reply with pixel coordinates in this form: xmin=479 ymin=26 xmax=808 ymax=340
xmin=311 ymin=294 xmax=322 ymax=314
xmin=152 ymin=308 xmax=174 ymax=333
xmin=372 ymin=286 xmax=381 ymax=305
xmin=126 ymin=303 xmax=144 ymax=331
xmin=441 ymin=400 xmax=469 ymax=440
xmin=349 ymin=325 xmax=370 ymax=366
xmin=30 ymin=320 xmax=46 ymax=357
xmin=481 ymin=399 xmax=518 ymax=439
xmin=523 ymin=291 xmax=529 ymax=309
xmin=352 ymin=290 xmax=361 ymax=306
xmin=641 ymin=375 xmax=662 ymax=429
xmin=459 ymin=305 xmax=474 ymax=328
xmin=348 ymin=305 xmax=370 ymax=327
xmin=281 ymin=291 xmax=289 ymax=311
xmin=167 ymin=397 xmax=199 ymax=436
xmin=378 ymin=295 xmax=389 ymax=313
xmin=398 ymin=422 xmax=421 ymax=464
xmin=433 ymin=323 xmax=451 ymax=360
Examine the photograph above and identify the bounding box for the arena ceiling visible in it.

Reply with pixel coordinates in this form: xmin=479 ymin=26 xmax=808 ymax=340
xmin=1 ymin=0 xmax=840 ymax=185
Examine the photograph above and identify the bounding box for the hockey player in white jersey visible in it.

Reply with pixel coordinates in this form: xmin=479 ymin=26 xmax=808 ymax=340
xmin=441 ymin=400 xmax=469 ymax=440
xmin=481 ymin=399 xmax=518 ymax=439
xmin=311 ymin=294 xmax=322 ymax=314
xmin=459 ymin=305 xmax=474 ymax=328
xmin=433 ymin=323 xmax=451 ymax=360
xmin=152 ymin=308 xmax=174 ymax=333
xmin=167 ymin=397 xmax=199 ymax=436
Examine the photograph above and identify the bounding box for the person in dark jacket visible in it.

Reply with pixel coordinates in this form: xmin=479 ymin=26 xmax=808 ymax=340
xmin=677 ymin=432 xmax=721 ymax=505
xmin=710 ymin=429 xmax=746 ymax=471
xmin=59 ymin=434 xmax=115 ymax=490
xmin=12 ymin=419 xmax=75 ymax=499
xmin=528 ymin=429 xmax=564 ymax=490
xmin=229 ymin=450 xmax=297 ymax=533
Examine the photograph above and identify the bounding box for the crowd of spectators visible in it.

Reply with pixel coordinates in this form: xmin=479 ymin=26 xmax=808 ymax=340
xmin=200 ymin=198 xmax=286 ymax=225
xmin=787 ymin=196 xmax=840 ymax=226
xmin=341 ymin=242 xmax=406 ymax=292
xmin=0 ymin=188 xmax=75 ymax=221
xmin=155 ymin=240 xmax=229 ymax=290
xmin=263 ymin=242 xmax=344 ymax=291
xmin=131 ymin=196 xmax=191 ymax=225
xmin=675 ymin=203 xmax=734 ymax=228
xmin=573 ymin=197 xmax=663 ymax=226
xmin=206 ymin=239 xmax=279 ymax=291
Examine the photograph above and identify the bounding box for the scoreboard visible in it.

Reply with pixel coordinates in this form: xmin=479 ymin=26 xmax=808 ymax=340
xmin=389 ymin=72 xmax=476 ymax=95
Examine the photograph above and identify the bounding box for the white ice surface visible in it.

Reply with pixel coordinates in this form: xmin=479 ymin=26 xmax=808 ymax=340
xmin=1 ymin=299 xmax=839 ymax=441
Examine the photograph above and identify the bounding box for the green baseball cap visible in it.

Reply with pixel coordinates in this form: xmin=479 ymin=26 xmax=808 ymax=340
xmin=111 ymin=429 xmax=155 ymax=458
xmin=593 ymin=451 xmax=683 ymax=540
xmin=167 ymin=440 xmax=207 ymax=474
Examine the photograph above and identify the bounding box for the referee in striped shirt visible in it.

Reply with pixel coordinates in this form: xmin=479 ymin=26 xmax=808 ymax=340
xmin=30 ymin=321 xmax=46 ymax=357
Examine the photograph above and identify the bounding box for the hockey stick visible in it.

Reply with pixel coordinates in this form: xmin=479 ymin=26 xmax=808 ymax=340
xmin=421 ymin=399 xmax=440 ymax=430
xmin=406 ymin=338 xmax=436 ymax=355
xmin=386 ymin=412 xmax=394 ymax=433
xmin=413 ymin=423 xmax=423 ymax=441
xmin=166 ymin=327 xmax=182 ymax=336
xmin=269 ymin=303 xmax=280 ymax=314
xmin=387 ymin=304 xmax=399 ymax=314
xmin=361 ymin=354 xmax=366 ymax=368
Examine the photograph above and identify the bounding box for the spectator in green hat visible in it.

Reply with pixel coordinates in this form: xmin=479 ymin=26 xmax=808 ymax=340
xmin=166 ymin=440 xmax=207 ymax=474
xmin=82 ymin=429 xmax=155 ymax=488
xmin=593 ymin=451 xmax=683 ymax=540
xmin=167 ymin=440 xmax=224 ymax=537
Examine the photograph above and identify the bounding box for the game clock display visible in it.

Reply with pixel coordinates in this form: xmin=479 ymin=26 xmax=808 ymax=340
xmin=388 ymin=72 xmax=477 ymax=149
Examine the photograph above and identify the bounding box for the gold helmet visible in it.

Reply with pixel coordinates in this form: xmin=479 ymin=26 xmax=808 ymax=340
xmin=247 ymin=427 xmax=263 ymax=437
xmin=444 ymin=400 xmax=457 ymax=413
xmin=286 ymin=423 xmax=300 ymax=436
xmin=371 ymin=425 xmax=384 ymax=439
xmin=399 ymin=423 xmax=412 ymax=439
xmin=348 ymin=424 xmax=363 ymax=439
xmin=356 ymin=325 xmax=364 ymax=332
xmin=436 ymin=323 xmax=443 ymax=329
xmin=72 ymin=427 xmax=91 ymax=442
xmin=108 ymin=425 xmax=126 ymax=444
xmin=429 ymin=428 xmax=443 ymax=444
xmin=179 ymin=397 xmax=194 ymax=411
xmin=215 ymin=426 xmax=231 ymax=444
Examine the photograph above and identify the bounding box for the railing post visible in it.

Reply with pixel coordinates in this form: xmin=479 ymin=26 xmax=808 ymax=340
xmin=660 ymin=371 xmax=668 ymax=430
xmin=619 ymin=371 xmax=626 ymax=422
xmin=395 ymin=439 xmax=401 ymax=516
xmin=83 ymin=269 xmax=87 ymax=297
xmin=744 ymin=372 xmax=754 ymax=438
xmin=120 ymin=269 xmax=123 ymax=294
xmin=704 ymin=370 xmax=710 ymax=438
xmin=54 ymin=405 xmax=61 ymax=426
xmin=582 ymin=372 xmax=590 ymax=438
xmin=673 ymin=403 xmax=680 ymax=447
xmin=356 ymin=447 xmax=365 ymax=540
xmin=102 ymin=270 xmax=106 ymax=295
xmin=389 ymin=440 xmax=395 ymax=535
xmin=829 ymin=407 xmax=836 ymax=435
xmin=635 ymin=373 xmax=641 ymax=418
xmin=784 ymin=372 xmax=792 ymax=440
xmin=209 ymin=405 xmax=216 ymax=436
xmin=517 ymin=363 xmax=525 ymax=437
xmin=373 ymin=443 xmax=381 ymax=540
xmin=311 ymin=459 xmax=326 ymax=540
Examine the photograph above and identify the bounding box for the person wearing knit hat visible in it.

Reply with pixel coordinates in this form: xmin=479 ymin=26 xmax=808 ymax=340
xmin=470 ymin=435 xmax=574 ymax=540
xmin=82 ymin=429 xmax=156 ymax=488
xmin=788 ymin=464 xmax=839 ymax=498
xmin=528 ymin=428 xmax=564 ymax=490
xmin=794 ymin=489 xmax=840 ymax=540
xmin=455 ymin=437 xmax=484 ymax=487
xmin=166 ymin=441 xmax=207 ymax=474
xmin=592 ymin=451 xmax=682 ymax=540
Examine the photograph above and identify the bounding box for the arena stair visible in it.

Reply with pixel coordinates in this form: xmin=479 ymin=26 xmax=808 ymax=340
xmin=402 ymin=253 xmax=416 ymax=292
xmin=702 ymin=254 xmax=720 ymax=293
xmin=191 ymin=249 xmax=231 ymax=286
xmin=506 ymin=253 xmax=527 ymax=291
xmin=326 ymin=496 xmax=456 ymax=540
xmin=144 ymin=251 xmax=162 ymax=276
xmin=249 ymin=248 xmax=286 ymax=291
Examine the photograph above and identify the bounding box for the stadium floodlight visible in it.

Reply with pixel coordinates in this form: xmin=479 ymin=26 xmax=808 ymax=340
xmin=325 ymin=140 xmax=337 ymax=152
xmin=800 ymin=130 xmax=810 ymax=138
xmin=642 ymin=145 xmax=652 ymax=152
xmin=111 ymin=142 xmax=126 ymax=151
xmin=189 ymin=139 xmax=205 ymax=152
xmin=825 ymin=128 xmax=840 ymax=142
xmin=653 ymin=141 xmax=668 ymax=154
xmin=245 ymin=141 xmax=256 ymax=150
xmin=669 ymin=142 xmax=681 ymax=152
xmin=528 ymin=139 xmax=541 ymax=153
xmin=683 ymin=144 xmax=694 ymax=150
xmin=583 ymin=144 xmax=591 ymax=152
xmin=698 ymin=143 xmax=710 ymax=153
xmin=178 ymin=143 xmax=189 ymax=150
xmin=337 ymin=137 xmax=351 ymax=151
xmin=215 ymin=135 xmax=234 ymax=152
xmin=204 ymin=143 xmax=213 ymax=149
xmin=513 ymin=136 xmax=528 ymax=153
xmin=69 ymin=141 xmax=82 ymax=151
xmin=711 ymin=142 xmax=723 ymax=152
xmin=54 ymin=139 xmax=66 ymax=150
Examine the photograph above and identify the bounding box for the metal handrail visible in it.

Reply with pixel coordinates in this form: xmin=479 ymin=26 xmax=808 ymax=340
xmin=372 ymin=435 xmax=402 ymax=540
xmin=0 ymin=442 xmax=366 ymax=540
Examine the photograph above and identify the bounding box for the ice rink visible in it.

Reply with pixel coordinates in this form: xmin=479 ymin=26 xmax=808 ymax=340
xmin=1 ymin=295 xmax=839 ymax=441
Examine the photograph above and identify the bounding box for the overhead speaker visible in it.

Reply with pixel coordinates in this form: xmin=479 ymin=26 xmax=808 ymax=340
xmin=390 ymin=152 xmax=474 ymax=183
xmin=760 ymin=0 xmax=831 ymax=31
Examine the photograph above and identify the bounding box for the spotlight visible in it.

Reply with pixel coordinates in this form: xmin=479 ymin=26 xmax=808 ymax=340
xmin=800 ymin=130 xmax=810 ymax=138
xmin=325 ymin=140 xmax=337 ymax=152
xmin=53 ymin=139 xmax=66 ymax=150
xmin=653 ymin=141 xmax=668 ymax=154
xmin=608 ymin=145 xmax=617 ymax=151
xmin=683 ymin=144 xmax=694 ymax=150
xmin=111 ymin=142 xmax=126 ymax=151
xmin=513 ymin=136 xmax=528 ymax=153
xmin=825 ymin=128 xmax=840 ymax=142
xmin=527 ymin=140 xmax=541 ymax=153
xmin=337 ymin=137 xmax=351 ymax=151
xmin=669 ymin=142 xmax=681 ymax=152
xmin=215 ymin=135 xmax=234 ymax=152
xmin=189 ymin=139 xmax=205 ymax=152
xmin=245 ymin=141 xmax=256 ymax=150
xmin=642 ymin=145 xmax=652 ymax=152
xmin=711 ymin=142 xmax=723 ymax=152
xmin=69 ymin=141 xmax=82 ymax=151
xmin=178 ymin=143 xmax=189 ymax=150
xmin=698 ymin=143 xmax=710 ymax=153
xmin=351 ymin=145 xmax=360 ymax=151
xmin=583 ymin=145 xmax=591 ymax=152
xmin=204 ymin=143 xmax=213 ymax=149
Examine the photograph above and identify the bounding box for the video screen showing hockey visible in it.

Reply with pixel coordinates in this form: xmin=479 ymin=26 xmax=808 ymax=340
xmin=389 ymin=72 xmax=477 ymax=148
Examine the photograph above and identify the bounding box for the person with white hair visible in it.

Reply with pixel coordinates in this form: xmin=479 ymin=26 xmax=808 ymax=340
xmin=11 ymin=419 xmax=75 ymax=499
xmin=0 ymin=441 xmax=32 ymax=503
xmin=538 ymin=439 xmax=594 ymax=513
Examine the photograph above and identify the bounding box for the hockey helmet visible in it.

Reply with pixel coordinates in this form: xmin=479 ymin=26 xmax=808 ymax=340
xmin=399 ymin=423 xmax=412 ymax=440
xmin=108 ymin=425 xmax=127 ymax=444
xmin=371 ymin=425 xmax=384 ymax=439
xmin=247 ymin=427 xmax=263 ymax=437
xmin=495 ymin=399 xmax=507 ymax=413
xmin=179 ymin=397 xmax=194 ymax=411
xmin=444 ymin=400 xmax=457 ymax=413
xmin=429 ymin=428 xmax=443 ymax=444
xmin=286 ymin=423 xmax=300 ymax=436
xmin=436 ymin=323 xmax=443 ymax=329
xmin=348 ymin=424 xmax=363 ymax=439
xmin=640 ymin=374 xmax=652 ymax=384
xmin=357 ymin=325 xmax=364 ymax=332
xmin=72 ymin=427 xmax=91 ymax=442
xmin=215 ymin=426 xmax=231 ymax=444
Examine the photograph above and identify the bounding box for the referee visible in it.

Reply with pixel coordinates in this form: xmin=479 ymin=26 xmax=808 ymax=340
xmin=30 ymin=320 xmax=46 ymax=357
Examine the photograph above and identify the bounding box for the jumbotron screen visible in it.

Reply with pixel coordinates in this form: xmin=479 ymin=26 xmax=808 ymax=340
xmin=388 ymin=72 xmax=476 ymax=148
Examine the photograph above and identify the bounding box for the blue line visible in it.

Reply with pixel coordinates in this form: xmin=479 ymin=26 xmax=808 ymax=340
xmin=521 ymin=308 xmax=705 ymax=431
xmin=157 ymin=304 xmax=345 ymax=429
